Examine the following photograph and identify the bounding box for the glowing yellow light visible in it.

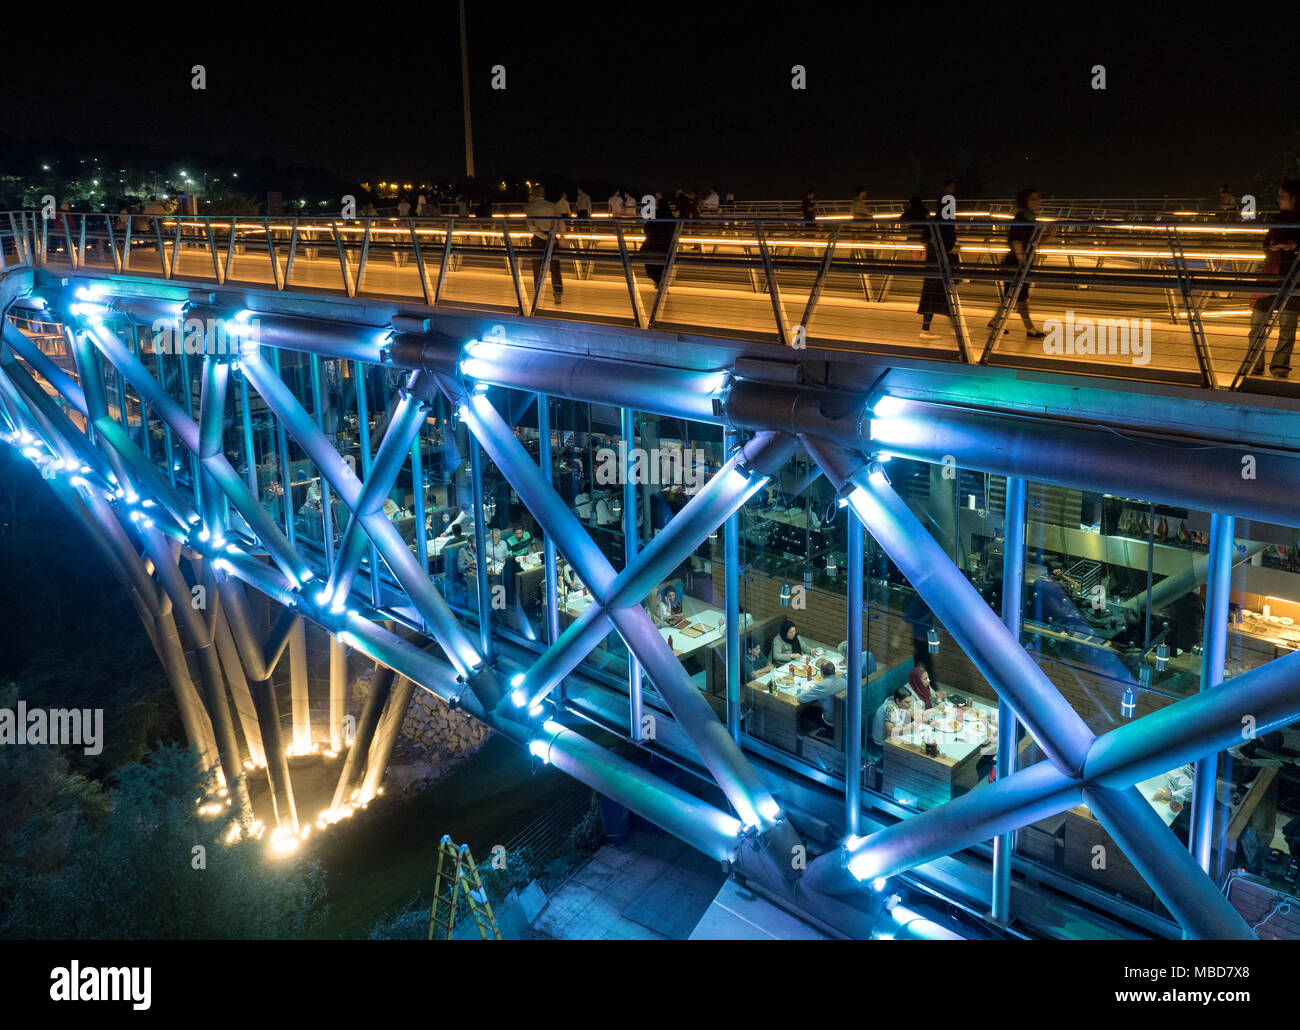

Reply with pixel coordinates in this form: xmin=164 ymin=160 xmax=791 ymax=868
xmin=270 ymin=829 xmax=300 ymax=856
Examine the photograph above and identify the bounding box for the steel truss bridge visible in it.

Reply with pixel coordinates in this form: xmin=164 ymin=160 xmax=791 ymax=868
xmin=2 ymin=204 xmax=1299 ymax=941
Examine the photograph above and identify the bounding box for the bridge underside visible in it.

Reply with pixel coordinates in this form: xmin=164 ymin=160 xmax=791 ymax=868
xmin=4 ymin=263 xmax=1300 ymax=942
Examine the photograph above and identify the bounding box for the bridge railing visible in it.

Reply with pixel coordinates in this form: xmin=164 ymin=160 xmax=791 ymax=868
xmin=4 ymin=210 xmax=1298 ymax=393
xmin=433 ymin=198 xmax=1228 ymax=221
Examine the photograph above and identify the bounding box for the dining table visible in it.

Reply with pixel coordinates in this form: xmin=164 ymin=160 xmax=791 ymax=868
xmin=879 ymin=694 xmax=1000 ymax=809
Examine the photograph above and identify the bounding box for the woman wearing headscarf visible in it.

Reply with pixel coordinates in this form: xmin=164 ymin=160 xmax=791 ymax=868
xmin=907 ymin=663 xmax=946 ymax=709
xmin=770 ymin=619 xmax=809 ymax=664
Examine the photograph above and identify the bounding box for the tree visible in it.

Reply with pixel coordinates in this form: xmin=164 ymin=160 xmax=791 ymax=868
xmin=2 ymin=742 xmax=328 ymax=939
xmin=0 ymin=683 xmax=107 ymax=917
xmin=1251 ymin=128 xmax=1300 ymax=210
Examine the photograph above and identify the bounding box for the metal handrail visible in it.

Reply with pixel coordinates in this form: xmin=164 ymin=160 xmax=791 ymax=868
xmin=6 ymin=210 xmax=1297 ymax=395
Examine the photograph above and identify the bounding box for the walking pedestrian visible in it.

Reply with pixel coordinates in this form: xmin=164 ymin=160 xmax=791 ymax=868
xmin=917 ymin=201 xmax=960 ymax=338
xmin=1249 ymin=179 xmax=1300 ymax=378
xmin=990 ymin=187 xmax=1046 ymax=337
xmin=575 ymin=187 xmax=592 ymax=218
xmin=801 ymin=189 xmax=818 ymax=225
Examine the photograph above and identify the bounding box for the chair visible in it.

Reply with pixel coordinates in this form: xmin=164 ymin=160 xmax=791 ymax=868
xmin=796 ymin=702 xmax=834 ymax=743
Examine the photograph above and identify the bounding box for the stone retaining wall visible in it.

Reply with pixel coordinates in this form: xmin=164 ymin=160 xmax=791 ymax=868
xmin=352 ymin=664 xmax=491 ymax=791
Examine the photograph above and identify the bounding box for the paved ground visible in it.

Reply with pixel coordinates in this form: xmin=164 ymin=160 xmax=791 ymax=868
xmin=532 ymin=829 xmax=726 ymax=940
xmin=531 ymin=826 xmax=833 ymax=940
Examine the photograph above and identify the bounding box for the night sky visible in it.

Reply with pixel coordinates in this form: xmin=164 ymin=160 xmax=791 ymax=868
xmin=5 ymin=6 xmax=1292 ymax=201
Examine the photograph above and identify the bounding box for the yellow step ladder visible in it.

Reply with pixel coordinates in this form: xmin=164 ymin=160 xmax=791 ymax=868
xmin=426 ymin=835 xmax=501 ymax=940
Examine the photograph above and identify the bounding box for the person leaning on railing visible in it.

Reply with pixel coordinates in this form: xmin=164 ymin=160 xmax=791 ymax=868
xmin=641 ymin=192 xmax=677 ymax=287
xmin=1249 ymin=179 xmax=1300 ymax=379
xmin=524 ymin=183 xmax=564 ymax=303
xmin=850 ymin=186 xmax=870 ymax=220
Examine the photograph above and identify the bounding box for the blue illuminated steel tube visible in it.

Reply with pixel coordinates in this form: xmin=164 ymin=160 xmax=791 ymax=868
xmin=1 ymin=318 xmax=88 ymax=415
xmin=801 ymin=436 xmax=1254 ymax=939
xmin=1189 ymin=512 xmax=1234 ymax=874
xmin=84 ymin=322 xmax=310 ymax=584
xmin=445 ymin=378 xmax=797 ymax=839
xmin=323 ymin=379 xmax=429 ymax=604
xmin=802 ymin=436 xmax=1095 ymax=776
xmin=238 ymin=352 xmax=488 ymax=686
xmin=468 ymin=427 xmax=493 ymax=659
xmin=402 ymin=336 xmax=726 ymax=424
xmin=802 ymin=760 xmax=1085 ymax=895
xmin=63 ymin=324 xmax=139 ymax=506
xmin=622 ymin=407 xmax=643 ymax=741
xmin=0 ymin=349 xmax=132 ymax=507
xmin=537 ymin=393 xmax=561 ymax=647
xmin=198 ymin=356 xmax=230 ymax=536
xmin=512 ymin=430 xmax=795 ymax=709
xmin=845 ymin=514 xmax=863 ymax=837
xmin=723 ymin=428 xmax=742 ymax=743
xmin=994 ymin=476 xmax=1027 ymax=922
xmin=524 ymin=720 xmax=743 ymax=864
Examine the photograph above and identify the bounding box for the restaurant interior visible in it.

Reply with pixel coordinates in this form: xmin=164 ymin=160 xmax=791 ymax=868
xmin=141 ymin=344 xmax=1300 ymax=924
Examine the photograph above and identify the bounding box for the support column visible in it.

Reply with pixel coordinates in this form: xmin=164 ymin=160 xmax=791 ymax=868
xmin=214 ymin=576 xmax=298 ymax=833
xmin=845 ymin=513 xmax=863 ymax=837
xmin=993 ymin=476 xmax=1026 ymax=922
xmin=723 ymin=427 xmax=741 ymax=743
xmin=538 ymin=394 xmax=560 ymax=646
xmin=331 ymin=663 xmax=397 ymax=812
xmin=213 ymin=605 xmax=267 ymax=768
xmin=329 ymin=632 xmax=347 ymax=752
xmin=1189 ymin=512 xmax=1234 ymax=872
xmin=360 ymin=673 xmax=419 ymax=802
xmin=139 ymin=525 xmax=253 ymax=823
xmin=622 ymin=407 xmax=643 ymax=741
xmin=289 ymin=616 xmax=311 ymax=756
xmin=468 ymin=426 xmax=493 ymax=659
